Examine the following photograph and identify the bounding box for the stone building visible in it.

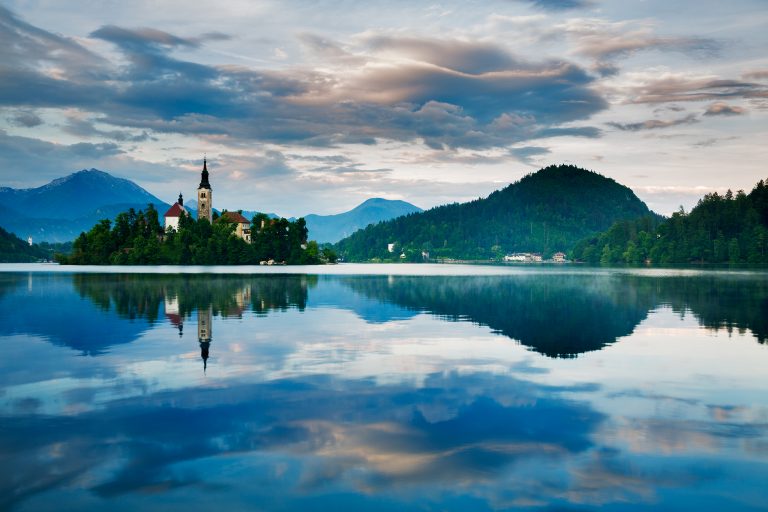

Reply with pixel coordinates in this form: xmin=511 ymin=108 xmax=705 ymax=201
xmin=218 ymin=211 xmax=252 ymax=243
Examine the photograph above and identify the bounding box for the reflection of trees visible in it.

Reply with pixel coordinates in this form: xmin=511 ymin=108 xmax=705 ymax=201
xmin=73 ymin=274 xmax=317 ymax=322
xmin=341 ymin=273 xmax=768 ymax=357
xmin=659 ymin=275 xmax=768 ymax=344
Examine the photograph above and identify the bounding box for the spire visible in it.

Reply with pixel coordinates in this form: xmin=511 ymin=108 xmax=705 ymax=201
xmin=178 ymin=192 xmax=183 ymax=206
xmin=199 ymin=157 xmax=211 ymax=190
xmin=200 ymin=340 xmax=210 ymax=373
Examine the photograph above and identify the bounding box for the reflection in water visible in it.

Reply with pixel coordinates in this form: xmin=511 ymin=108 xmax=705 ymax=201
xmin=198 ymin=305 xmax=212 ymax=372
xmin=341 ymin=274 xmax=655 ymax=357
xmin=340 ymin=273 xmax=768 ymax=355
xmin=0 ymin=269 xmax=767 ymax=511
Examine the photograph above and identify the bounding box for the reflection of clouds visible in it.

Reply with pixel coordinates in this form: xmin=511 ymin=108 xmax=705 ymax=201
xmin=0 ymin=372 xmax=603 ymax=509
xmin=605 ymin=415 xmax=768 ymax=457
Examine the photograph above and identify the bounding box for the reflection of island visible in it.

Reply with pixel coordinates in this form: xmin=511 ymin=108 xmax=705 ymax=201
xmin=70 ymin=274 xmax=316 ymax=364
xmin=340 ymin=273 xmax=768 ymax=357
xmin=75 ymin=274 xmax=316 ymax=322
xmin=0 ymin=274 xmax=318 ymax=356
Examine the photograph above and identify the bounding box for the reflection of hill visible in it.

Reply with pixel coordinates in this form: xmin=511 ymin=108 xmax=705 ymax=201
xmin=342 ymin=275 xmax=656 ymax=357
xmin=0 ymin=273 xmax=151 ymax=355
xmin=341 ymin=272 xmax=768 ymax=356
xmin=309 ymin=278 xmax=418 ymax=323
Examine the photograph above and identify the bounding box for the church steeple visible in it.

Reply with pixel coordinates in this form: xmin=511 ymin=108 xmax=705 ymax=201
xmin=197 ymin=157 xmax=213 ymax=222
xmin=177 ymin=192 xmax=183 ymax=206
xmin=199 ymin=157 xmax=211 ymax=190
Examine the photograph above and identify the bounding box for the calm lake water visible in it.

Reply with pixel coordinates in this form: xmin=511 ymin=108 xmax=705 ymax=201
xmin=1 ymin=264 xmax=767 ymax=511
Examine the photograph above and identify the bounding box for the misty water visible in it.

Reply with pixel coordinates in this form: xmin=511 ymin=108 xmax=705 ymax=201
xmin=1 ymin=264 xmax=767 ymax=511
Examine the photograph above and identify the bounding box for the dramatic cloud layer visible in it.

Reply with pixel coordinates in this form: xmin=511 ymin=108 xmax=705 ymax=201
xmin=0 ymin=1 xmax=766 ymax=215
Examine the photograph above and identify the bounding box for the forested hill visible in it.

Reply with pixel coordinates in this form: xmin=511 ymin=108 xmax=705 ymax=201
xmin=572 ymin=178 xmax=768 ymax=265
xmin=0 ymin=226 xmax=49 ymax=262
xmin=335 ymin=165 xmax=654 ymax=261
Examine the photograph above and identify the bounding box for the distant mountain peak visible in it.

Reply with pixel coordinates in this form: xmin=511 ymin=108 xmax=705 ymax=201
xmin=0 ymin=169 xmax=169 ymax=242
xmin=305 ymin=197 xmax=423 ymax=243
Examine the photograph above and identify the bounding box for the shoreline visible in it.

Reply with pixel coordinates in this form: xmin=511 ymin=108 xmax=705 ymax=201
xmin=2 ymin=262 xmax=767 ymax=277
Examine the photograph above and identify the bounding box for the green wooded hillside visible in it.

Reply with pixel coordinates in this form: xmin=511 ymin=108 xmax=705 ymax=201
xmin=0 ymin=225 xmax=59 ymax=262
xmin=572 ymin=178 xmax=768 ymax=265
xmin=335 ymin=165 xmax=654 ymax=261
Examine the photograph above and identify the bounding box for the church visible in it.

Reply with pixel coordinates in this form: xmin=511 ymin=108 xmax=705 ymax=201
xmin=163 ymin=158 xmax=251 ymax=242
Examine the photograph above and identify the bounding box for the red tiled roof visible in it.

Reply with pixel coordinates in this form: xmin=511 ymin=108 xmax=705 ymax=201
xmin=164 ymin=202 xmax=185 ymax=218
xmin=219 ymin=211 xmax=250 ymax=224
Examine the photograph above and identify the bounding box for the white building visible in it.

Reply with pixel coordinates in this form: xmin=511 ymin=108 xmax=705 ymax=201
xmin=164 ymin=193 xmax=186 ymax=232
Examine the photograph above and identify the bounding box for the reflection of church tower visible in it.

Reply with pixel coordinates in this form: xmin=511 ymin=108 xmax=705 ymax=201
xmin=197 ymin=158 xmax=213 ymax=223
xmin=198 ymin=305 xmax=213 ymax=372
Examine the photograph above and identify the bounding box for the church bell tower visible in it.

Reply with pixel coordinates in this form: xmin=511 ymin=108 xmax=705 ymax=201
xmin=197 ymin=157 xmax=212 ymax=222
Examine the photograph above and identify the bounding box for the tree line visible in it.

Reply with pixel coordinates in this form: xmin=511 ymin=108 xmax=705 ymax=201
xmin=572 ymin=178 xmax=768 ymax=265
xmin=58 ymin=206 xmax=337 ymax=265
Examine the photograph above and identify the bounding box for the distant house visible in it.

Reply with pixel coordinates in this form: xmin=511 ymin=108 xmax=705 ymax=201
xmin=552 ymin=252 xmax=567 ymax=262
xmin=387 ymin=243 xmax=396 ymax=253
xmin=504 ymin=253 xmax=529 ymax=262
xmin=164 ymin=193 xmax=187 ymax=232
xmin=504 ymin=252 xmax=542 ymax=262
xmin=218 ymin=211 xmax=252 ymax=243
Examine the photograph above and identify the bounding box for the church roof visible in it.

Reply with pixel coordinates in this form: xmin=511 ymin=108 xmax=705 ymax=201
xmin=219 ymin=211 xmax=250 ymax=224
xmin=199 ymin=158 xmax=211 ymax=190
xmin=164 ymin=202 xmax=186 ymax=218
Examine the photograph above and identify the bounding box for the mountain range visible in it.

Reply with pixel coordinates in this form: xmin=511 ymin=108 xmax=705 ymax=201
xmin=0 ymin=169 xmax=422 ymax=243
xmin=335 ymin=165 xmax=657 ymax=261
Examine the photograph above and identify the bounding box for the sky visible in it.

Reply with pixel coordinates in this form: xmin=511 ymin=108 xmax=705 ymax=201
xmin=0 ymin=0 xmax=766 ymax=216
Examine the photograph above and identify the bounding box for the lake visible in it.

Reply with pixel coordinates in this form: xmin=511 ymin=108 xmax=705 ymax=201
xmin=1 ymin=264 xmax=767 ymax=511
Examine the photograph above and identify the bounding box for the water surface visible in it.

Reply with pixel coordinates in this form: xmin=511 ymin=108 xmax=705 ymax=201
xmin=1 ymin=265 xmax=767 ymax=511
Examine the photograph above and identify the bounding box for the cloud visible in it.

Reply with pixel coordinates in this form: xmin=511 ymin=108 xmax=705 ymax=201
xmin=742 ymin=69 xmax=768 ymax=81
xmin=703 ymin=102 xmax=746 ymax=116
xmin=617 ymin=72 xmax=768 ymax=104
xmin=509 ymin=145 xmax=551 ymax=164
xmin=510 ymin=0 xmax=595 ymax=11
xmin=63 ymin=116 xmax=154 ymax=142
xmin=6 ymin=109 xmax=42 ymax=127
xmin=558 ymin=18 xmax=720 ymax=69
xmin=1 ymin=7 xmax=610 ymax=153
xmin=0 ymin=129 xmax=167 ymax=188
xmin=607 ymin=113 xmax=698 ymax=131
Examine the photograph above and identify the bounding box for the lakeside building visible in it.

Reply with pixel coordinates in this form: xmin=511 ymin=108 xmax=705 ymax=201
xmin=504 ymin=252 xmax=543 ymax=262
xmin=503 ymin=252 xmax=570 ymax=263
